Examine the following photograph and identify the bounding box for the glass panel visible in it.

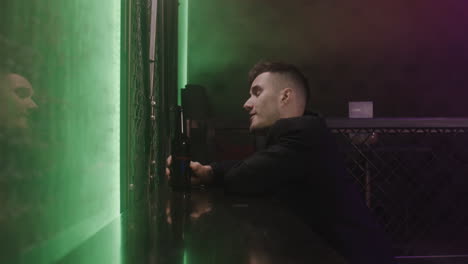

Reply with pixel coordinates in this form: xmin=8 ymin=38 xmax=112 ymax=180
xmin=1 ymin=1 xmax=121 ymax=263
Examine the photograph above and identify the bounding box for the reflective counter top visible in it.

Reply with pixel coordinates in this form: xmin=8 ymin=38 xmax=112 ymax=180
xmin=147 ymin=188 xmax=347 ymax=264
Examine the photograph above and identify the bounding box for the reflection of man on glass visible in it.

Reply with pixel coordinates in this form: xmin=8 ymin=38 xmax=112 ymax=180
xmin=0 ymin=73 xmax=37 ymax=130
xmin=0 ymin=35 xmax=39 ymax=263
xmin=0 ymin=37 xmax=37 ymax=134
xmin=168 ymin=61 xmax=395 ymax=264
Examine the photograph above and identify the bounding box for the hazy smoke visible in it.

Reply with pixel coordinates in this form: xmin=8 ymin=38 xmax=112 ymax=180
xmin=188 ymin=0 xmax=468 ymax=118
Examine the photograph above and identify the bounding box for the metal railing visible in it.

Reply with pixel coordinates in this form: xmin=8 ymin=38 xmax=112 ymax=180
xmin=327 ymin=118 xmax=468 ymax=258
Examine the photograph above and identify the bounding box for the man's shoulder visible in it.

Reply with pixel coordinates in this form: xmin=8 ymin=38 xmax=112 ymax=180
xmin=274 ymin=113 xmax=326 ymax=132
xmin=265 ymin=113 xmax=329 ymax=148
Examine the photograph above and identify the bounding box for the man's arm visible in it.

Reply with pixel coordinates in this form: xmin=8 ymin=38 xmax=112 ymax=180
xmin=221 ymin=144 xmax=296 ymax=195
xmin=189 ymin=160 xmax=241 ymax=185
xmin=171 ymin=146 xmax=296 ymax=194
xmin=209 ymin=160 xmax=242 ymax=185
xmin=167 ymin=156 xmax=243 ymax=186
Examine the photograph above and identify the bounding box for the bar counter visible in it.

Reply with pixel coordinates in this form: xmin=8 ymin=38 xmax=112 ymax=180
xmin=150 ymin=188 xmax=347 ymax=264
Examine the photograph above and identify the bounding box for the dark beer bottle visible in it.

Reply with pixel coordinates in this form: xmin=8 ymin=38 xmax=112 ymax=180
xmin=171 ymin=106 xmax=191 ymax=191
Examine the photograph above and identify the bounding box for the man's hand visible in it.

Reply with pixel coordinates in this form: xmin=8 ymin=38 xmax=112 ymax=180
xmin=165 ymin=155 xmax=173 ymax=180
xmin=166 ymin=155 xmax=214 ymax=185
xmin=190 ymin=161 xmax=214 ymax=184
xmin=165 ymin=191 xmax=213 ymax=224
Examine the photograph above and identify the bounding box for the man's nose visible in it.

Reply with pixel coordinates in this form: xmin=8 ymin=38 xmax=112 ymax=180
xmin=243 ymin=98 xmax=253 ymax=112
xmin=28 ymin=99 xmax=38 ymax=109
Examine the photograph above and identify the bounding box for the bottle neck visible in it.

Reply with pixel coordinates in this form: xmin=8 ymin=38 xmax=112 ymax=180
xmin=179 ymin=107 xmax=191 ymax=139
xmin=180 ymin=107 xmax=185 ymax=135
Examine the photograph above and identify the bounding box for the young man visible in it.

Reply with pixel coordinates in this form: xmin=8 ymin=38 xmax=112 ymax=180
xmin=168 ymin=61 xmax=396 ymax=264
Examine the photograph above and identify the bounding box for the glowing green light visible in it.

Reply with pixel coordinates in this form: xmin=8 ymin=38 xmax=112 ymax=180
xmin=9 ymin=0 xmax=121 ymax=262
xmin=178 ymin=0 xmax=189 ymax=105
xmin=183 ymin=249 xmax=188 ymax=264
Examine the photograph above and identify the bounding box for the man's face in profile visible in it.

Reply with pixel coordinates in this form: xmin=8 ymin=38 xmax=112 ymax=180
xmin=243 ymin=72 xmax=281 ymax=131
xmin=0 ymin=73 xmax=38 ymax=129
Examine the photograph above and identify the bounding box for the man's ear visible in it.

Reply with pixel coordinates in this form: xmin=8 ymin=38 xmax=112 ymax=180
xmin=280 ymin=88 xmax=293 ymax=105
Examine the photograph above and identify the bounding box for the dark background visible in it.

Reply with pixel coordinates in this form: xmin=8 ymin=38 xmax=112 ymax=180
xmin=187 ymin=0 xmax=468 ymax=120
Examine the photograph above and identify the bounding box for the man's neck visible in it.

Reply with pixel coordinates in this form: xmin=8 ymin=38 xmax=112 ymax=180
xmin=279 ymin=109 xmax=304 ymax=119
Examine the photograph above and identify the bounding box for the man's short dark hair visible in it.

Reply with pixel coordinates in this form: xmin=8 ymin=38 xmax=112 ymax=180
xmin=248 ymin=61 xmax=309 ymax=106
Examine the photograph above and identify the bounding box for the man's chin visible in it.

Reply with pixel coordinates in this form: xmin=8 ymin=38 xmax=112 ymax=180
xmin=5 ymin=118 xmax=30 ymax=131
xmin=249 ymin=121 xmax=259 ymax=132
xmin=249 ymin=123 xmax=269 ymax=134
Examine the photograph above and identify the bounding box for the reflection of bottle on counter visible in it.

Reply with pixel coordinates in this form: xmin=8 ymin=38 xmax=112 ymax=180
xmin=168 ymin=106 xmax=193 ymax=263
xmin=171 ymin=106 xmax=192 ymax=191
xmin=169 ymin=191 xmax=190 ymax=244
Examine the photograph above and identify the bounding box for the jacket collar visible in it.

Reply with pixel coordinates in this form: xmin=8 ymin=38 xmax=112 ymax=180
xmin=265 ymin=112 xmax=322 ymax=147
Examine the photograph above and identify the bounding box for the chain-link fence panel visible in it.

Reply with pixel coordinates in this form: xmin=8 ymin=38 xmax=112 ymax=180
xmin=328 ymin=119 xmax=468 ymax=257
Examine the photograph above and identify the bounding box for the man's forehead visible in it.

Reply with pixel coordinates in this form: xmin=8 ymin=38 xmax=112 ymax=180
xmin=251 ymin=72 xmax=275 ymax=88
xmin=250 ymin=72 xmax=285 ymax=91
xmin=8 ymin=73 xmax=32 ymax=89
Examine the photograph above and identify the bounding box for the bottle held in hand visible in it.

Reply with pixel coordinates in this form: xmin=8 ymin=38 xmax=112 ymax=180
xmin=171 ymin=106 xmax=192 ymax=191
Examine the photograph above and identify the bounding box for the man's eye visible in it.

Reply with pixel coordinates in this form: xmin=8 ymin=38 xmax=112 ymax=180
xmin=15 ymin=87 xmax=31 ymax=99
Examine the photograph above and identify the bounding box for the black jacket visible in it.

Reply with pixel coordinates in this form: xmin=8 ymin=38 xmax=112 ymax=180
xmin=211 ymin=113 xmax=395 ymax=264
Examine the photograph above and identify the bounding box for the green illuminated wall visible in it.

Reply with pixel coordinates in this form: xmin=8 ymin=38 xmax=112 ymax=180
xmin=0 ymin=0 xmax=124 ymax=263
xmin=178 ymin=0 xmax=189 ymax=105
